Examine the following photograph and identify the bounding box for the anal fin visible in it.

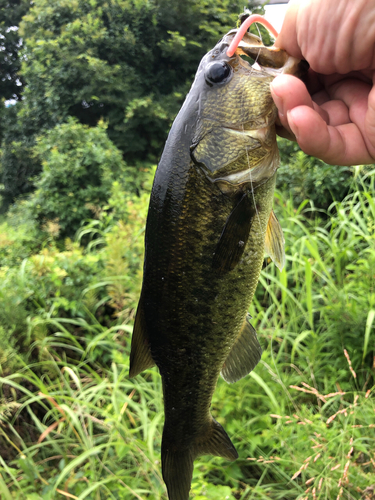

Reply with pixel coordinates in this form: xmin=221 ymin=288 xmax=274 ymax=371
xmin=221 ymin=314 xmax=262 ymax=383
xmin=129 ymin=296 xmax=155 ymax=377
xmin=196 ymin=418 xmax=238 ymax=461
xmin=264 ymin=209 xmax=285 ymax=271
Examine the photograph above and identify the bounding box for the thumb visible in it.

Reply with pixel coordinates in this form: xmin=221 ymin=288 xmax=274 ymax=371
xmin=273 ymin=0 xmax=302 ymax=60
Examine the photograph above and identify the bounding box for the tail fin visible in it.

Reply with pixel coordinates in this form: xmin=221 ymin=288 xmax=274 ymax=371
xmin=162 ymin=447 xmax=194 ymax=500
xmin=161 ymin=418 xmax=238 ymax=500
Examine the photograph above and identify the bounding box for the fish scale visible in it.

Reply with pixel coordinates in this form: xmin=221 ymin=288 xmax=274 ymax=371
xmin=129 ymin=27 xmax=307 ymax=500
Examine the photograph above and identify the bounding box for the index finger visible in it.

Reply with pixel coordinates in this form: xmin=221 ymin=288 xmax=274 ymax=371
xmin=288 ymin=105 xmax=375 ymax=165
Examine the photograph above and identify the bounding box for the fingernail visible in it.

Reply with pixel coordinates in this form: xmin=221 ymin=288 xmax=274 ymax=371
xmin=287 ymin=110 xmax=299 ymax=140
xmin=270 ymin=83 xmax=284 ymax=117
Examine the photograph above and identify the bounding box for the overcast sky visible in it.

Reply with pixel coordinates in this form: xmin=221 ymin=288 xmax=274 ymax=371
xmin=263 ymin=3 xmax=289 ymax=34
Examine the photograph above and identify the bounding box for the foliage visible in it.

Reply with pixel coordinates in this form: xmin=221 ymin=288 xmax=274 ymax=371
xmin=277 ymin=138 xmax=356 ymax=210
xmin=0 ymin=103 xmax=41 ymax=212
xmin=0 ymin=176 xmax=149 ymax=374
xmin=18 ymin=118 xmax=128 ymax=238
xmin=100 ymin=189 xmax=149 ymax=320
xmin=0 ymin=0 xmax=262 ymax=210
xmin=19 ymin=0 xmax=259 ymax=162
xmin=0 ymin=344 xmax=374 ymax=499
xmin=0 ymin=241 xmax=104 ymax=373
xmin=213 ymin=362 xmax=375 ymax=500
xmin=263 ymin=170 xmax=375 ymax=379
xmin=0 ymin=212 xmax=42 ymax=267
xmin=0 ymin=0 xmax=32 ymax=101
xmin=76 ymin=181 xmax=150 ymax=322
xmin=0 ymin=167 xmax=374 ymax=498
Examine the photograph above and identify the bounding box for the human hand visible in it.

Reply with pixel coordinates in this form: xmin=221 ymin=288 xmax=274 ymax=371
xmin=271 ymin=0 xmax=375 ymax=166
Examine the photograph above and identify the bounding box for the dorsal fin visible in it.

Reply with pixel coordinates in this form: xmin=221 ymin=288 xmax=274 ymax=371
xmin=264 ymin=209 xmax=285 ymax=271
xmin=129 ymin=296 xmax=155 ymax=377
xmin=221 ymin=314 xmax=262 ymax=383
xmin=212 ymin=194 xmax=255 ymax=273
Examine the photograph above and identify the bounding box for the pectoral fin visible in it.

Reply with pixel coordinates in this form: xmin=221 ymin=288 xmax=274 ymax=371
xmin=212 ymin=194 xmax=255 ymax=273
xmin=264 ymin=209 xmax=285 ymax=271
xmin=129 ymin=296 xmax=155 ymax=377
xmin=221 ymin=314 xmax=262 ymax=383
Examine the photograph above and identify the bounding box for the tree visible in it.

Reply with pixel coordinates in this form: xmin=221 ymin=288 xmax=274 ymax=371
xmin=1 ymin=0 xmax=261 ymax=211
xmin=19 ymin=0 xmax=259 ymax=162
xmin=0 ymin=0 xmax=32 ymax=101
xmin=0 ymin=102 xmax=41 ymax=212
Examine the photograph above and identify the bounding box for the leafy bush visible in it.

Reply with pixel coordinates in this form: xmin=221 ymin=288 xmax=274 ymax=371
xmin=277 ymin=138 xmax=355 ymax=210
xmin=76 ymin=176 xmax=152 ymax=321
xmin=0 ymin=170 xmax=152 ymax=373
xmin=21 ymin=118 xmax=127 ymax=238
xmin=101 ymin=188 xmax=149 ymax=320
xmin=0 ymin=215 xmax=41 ymax=267
xmin=0 ymin=103 xmax=41 ymax=212
xmin=0 ymin=241 xmax=104 ymax=373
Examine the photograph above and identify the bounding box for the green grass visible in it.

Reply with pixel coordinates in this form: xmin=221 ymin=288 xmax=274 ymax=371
xmin=0 ymin=168 xmax=374 ymax=499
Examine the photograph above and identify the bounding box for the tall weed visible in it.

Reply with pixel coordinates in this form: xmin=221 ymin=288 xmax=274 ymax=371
xmin=0 ymin=168 xmax=374 ymax=498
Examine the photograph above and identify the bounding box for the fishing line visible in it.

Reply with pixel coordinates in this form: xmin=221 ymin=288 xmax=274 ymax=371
xmin=246 ymin=19 xmax=265 ymax=233
xmin=239 ymin=73 xmax=261 ymax=232
xmin=254 ymin=19 xmax=263 ymax=49
xmin=236 ymin=15 xmax=279 ymax=237
xmin=244 ymin=136 xmax=262 ymax=236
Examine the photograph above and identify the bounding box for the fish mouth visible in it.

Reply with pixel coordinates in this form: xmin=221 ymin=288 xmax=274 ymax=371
xmin=224 ymin=29 xmax=309 ymax=79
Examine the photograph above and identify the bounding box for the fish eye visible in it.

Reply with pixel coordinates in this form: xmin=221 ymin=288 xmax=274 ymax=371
xmin=205 ymin=61 xmax=231 ymax=85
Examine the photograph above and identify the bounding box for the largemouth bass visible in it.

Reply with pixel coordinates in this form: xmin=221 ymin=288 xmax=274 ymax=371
xmin=130 ymin=27 xmax=307 ymax=500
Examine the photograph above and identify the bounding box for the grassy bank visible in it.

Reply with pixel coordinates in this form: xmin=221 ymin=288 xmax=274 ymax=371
xmin=0 ymin=167 xmax=374 ymax=499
